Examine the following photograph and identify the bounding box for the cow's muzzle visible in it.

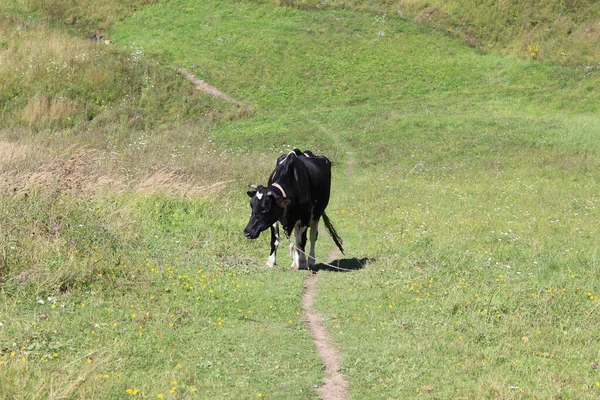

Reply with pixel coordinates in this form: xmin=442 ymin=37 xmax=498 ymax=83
xmin=243 ymin=228 xmax=260 ymax=239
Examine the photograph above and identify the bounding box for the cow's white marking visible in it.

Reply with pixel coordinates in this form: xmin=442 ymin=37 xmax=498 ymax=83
xmin=278 ymin=150 xmax=297 ymax=165
xmin=265 ymin=222 xmax=280 ymax=267
xmin=290 ymin=242 xmax=298 ymax=270
xmin=256 ymin=192 xmax=263 ymax=199
xmin=293 ymin=224 xmax=308 ymax=270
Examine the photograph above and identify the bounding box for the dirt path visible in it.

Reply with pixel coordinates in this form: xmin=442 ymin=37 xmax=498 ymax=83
xmin=179 ymin=68 xmax=243 ymax=105
xmin=303 ymin=269 xmax=348 ymax=400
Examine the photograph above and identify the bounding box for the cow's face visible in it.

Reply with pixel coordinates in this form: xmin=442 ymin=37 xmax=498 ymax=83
xmin=244 ymin=185 xmax=290 ymax=239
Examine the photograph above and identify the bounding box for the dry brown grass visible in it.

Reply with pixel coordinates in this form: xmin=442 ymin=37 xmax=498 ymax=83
xmin=21 ymin=94 xmax=82 ymax=126
xmin=0 ymin=141 xmax=240 ymax=198
xmin=134 ymin=168 xmax=233 ymax=197
xmin=1 ymin=26 xmax=92 ymax=81
xmin=0 ymin=22 xmax=109 ymax=129
xmin=12 ymin=0 xmax=158 ymax=33
xmin=0 ymin=141 xmax=29 ymax=166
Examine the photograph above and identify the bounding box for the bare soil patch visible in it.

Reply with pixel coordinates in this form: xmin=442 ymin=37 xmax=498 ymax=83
xmin=179 ymin=68 xmax=242 ymax=105
xmin=303 ymin=270 xmax=349 ymax=400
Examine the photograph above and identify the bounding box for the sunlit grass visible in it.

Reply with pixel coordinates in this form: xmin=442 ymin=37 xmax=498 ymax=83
xmin=113 ymin=0 xmax=599 ymax=156
xmin=314 ymin=159 xmax=600 ymax=398
xmin=0 ymin=193 xmax=322 ymax=398
xmin=257 ymin=0 xmax=600 ymax=66
xmin=2 ymin=0 xmax=600 ymax=398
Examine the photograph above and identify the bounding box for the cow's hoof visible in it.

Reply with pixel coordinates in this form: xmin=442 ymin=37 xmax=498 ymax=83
xmin=298 ymin=263 xmax=308 ymax=271
xmin=290 ymin=262 xmax=299 ymax=270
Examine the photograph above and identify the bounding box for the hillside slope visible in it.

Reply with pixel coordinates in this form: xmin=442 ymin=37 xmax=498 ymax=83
xmin=264 ymin=0 xmax=600 ymax=65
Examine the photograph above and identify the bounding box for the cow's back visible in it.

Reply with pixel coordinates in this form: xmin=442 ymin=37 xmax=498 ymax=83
xmin=298 ymin=154 xmax=331 ymax=189
xmin=269 ymin=150 xmax=332 ymax=210
xmin=296 ymin=153 xmax=331 ymax=215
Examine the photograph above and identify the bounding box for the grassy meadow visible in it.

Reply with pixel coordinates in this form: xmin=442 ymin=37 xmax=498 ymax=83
xmin=2 ymin=0 xmax=600 ymax=398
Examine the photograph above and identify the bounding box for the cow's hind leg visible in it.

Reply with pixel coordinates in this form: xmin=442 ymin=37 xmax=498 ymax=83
xmin=308 ymin=219 xmax=319 ymax=270
xmin=266 ymin=223 xmax=280 ymax=267
xmin=291 ymin=222 xmax=308 ymax=270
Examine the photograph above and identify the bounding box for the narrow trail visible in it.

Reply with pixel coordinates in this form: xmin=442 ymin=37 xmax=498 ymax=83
xmin=303 ymin=149 xmax=354 ymax=400
xmin=303 ymin=269 xmax=348 ymax=400
xmin=179 ymin=68 xmax=243 ymax=105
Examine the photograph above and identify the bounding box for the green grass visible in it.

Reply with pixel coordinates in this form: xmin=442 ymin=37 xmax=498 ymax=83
xmin=2 ymin=0 xmax=600 ymax=398
xmin=1 ymin=193 xmax=322 ymax=398
xmin=112 ymin=0 xmax=598 ymax=156
xmin=316 ymin=164 xmax=600 ymax=398
xmin=261 ymin=0 xmax=600 ymax=66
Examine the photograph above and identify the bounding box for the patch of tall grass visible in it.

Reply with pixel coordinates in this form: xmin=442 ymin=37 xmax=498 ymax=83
xmin=2 ymin=0 xmax=158 ymax=34
xmin=0 ymin=191 xmax=322 ymax=399
xmin=0 ymin=191 xmax=135 ymax=297
xmin=0 ymin=9 xmax=256 ymax=192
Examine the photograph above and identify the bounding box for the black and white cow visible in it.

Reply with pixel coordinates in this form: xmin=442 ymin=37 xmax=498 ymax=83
xmin=244 ymin=149 xmax=344 ymax=270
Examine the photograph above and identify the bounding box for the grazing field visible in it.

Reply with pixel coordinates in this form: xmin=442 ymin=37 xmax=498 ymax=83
xmin=2 ymin=0 xmax=600 ymax=399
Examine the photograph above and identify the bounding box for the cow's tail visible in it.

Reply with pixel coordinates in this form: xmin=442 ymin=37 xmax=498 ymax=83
xmin=322 ymin=212 xmax=344 ymax=254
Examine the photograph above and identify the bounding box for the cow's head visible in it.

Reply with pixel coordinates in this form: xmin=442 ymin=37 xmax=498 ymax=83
xmin=243 ymin=184 xmax=290 ymax=239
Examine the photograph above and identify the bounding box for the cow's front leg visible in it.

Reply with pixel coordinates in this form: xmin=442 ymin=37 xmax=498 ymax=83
xmin=266 ymin=223 xmax=280 ymax=267
xmin=308 ymin=219 xmax=319 ymax=270
xmin=291 ymin=222 xmax=308 ymax=270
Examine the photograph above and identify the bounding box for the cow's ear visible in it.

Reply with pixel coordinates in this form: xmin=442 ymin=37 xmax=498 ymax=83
xmin=247 ymin=184 xmax=258 ymax=198
xmin=277 ymin=197 xmax=290 ymax=208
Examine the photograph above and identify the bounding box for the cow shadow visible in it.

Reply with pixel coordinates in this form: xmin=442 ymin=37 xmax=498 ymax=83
xmin=314 ymin=257 xmax=373 ymax=272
